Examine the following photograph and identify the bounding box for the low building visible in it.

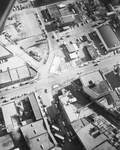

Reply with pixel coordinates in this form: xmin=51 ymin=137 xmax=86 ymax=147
xmin=2 ymin=101 xmax=19 ymax=133
xmin=0 ymin=44 xmax=13 ymax=60
xmin=85 ymin=44 xmax=98 ymax=60
xmin=59 ymin=15 xmax=75 ymax=27
xmin=20 ymin=120 xmax=55 ymax=150
xmin=76 ymin=123 xmax=117 ymax=150
xmin=80 ymin=71 xmax=111 ymax=99
xmin=28 ymin=92 xmax=42 ymax=121
xmin=47 ymin=4 xmax=61 ymax=19
xmin=95 ymin=24 xmax=120 ymax=52
xmin=58 ymin=89 xmax=118 ymax=149
xmin=58 ymin=89 xmax=93 ymax=131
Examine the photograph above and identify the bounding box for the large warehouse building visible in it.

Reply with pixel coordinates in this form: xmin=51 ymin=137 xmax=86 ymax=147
xmin=95 ymin=24 xmax=120 ymax=52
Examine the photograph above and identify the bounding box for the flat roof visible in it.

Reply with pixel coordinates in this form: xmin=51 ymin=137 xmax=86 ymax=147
xmin=93 ymin=141 xmax=117 ymax=150
xmin=17 ymin=65 xmax=30 ymax=79
xmin=0 ymin=65 xmax=35 ymax=85
xmin=80 ymin=71 xmax=104 ymax=87
xmin=86 ymin=44 xmax=98 ymax=59
xmin=21 ymin=120 xmax=47 ymax=139
xmin=0 ymin=71 xmax=11 ymax=84
xmin=60 ymin=15 xmax=75 ymax=24
xmin=0 ymin=44 xmax=12 ymax=59
xmin=10 ymin=69 xmax=19 ymax=81
xmin=76 ymin=123 xmax=107 ymax=150
xmin=97 ymin=24 xmax=120 ymax=49
xmin=106 ymin=91 xmax=120 ymax=105
xmin=28 ymin=93 xmax=42 ymax=120
xmin=2 ymin=101 xmax=18 ymax=133
xmin=91 ymin=80 xmax=110 ymax=94
xmin=63 ymin=104 xmax=78 ymax=122
xmin=29 ymin=133 xmax=54 ymax=150
xmin=47 ymin=4 xmax=61 ymax=19
xmin=58 ymin=6 xmax=70 ymax=16
xmin=21 ymin=120 xmax=54 ymax=150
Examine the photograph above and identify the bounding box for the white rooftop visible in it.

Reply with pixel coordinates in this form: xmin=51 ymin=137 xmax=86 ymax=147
xmin=80 ymin=71 xmax=104 ymax=87
xmin=76 ymin=123 xmax=107 ymax=150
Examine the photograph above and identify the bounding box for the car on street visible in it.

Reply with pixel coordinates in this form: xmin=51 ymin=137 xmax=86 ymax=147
xmin=44 ymin=89 xmax=48 ymax=93
xmin=0 ymin=96 xmax=6 ymax=99
xmin=69 ymin=41 xmax=73 ymax=44
xmin=94 ymin=63 xmax=99 ymax=66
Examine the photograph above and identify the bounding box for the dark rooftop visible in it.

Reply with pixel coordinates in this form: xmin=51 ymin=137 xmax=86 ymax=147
xmin=97 ymin=24 xmax=120 ymax=49
xmin=106 ymin=91 xmax=120 ymax=105
xmin=0 ymin=44 xmax=12 ymax=59
xmin=105 ymin=70 xmax=120 ymax=89
xmin=28 ymin=93 xmax=42 ymax=120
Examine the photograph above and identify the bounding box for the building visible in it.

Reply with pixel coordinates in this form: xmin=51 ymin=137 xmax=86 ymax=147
xmin=80 ymin=71 xmax=111 ymax=99
xmin=59 ymin=15 xmax=75 ymax=27
xmin=2 ymin=101 xmax=19 ymax=133
xmin=20 ymin=120 xmax=55 ymax=150
xmin=85 ymin=44 xmax=98 ymax=60
xmin=58 ymin=89 xmax=93 ymax=131
xmin=0 ymin=63 xmax=37 ymax=89
xmin=76 ymin=122 xmax=117 ymax=150
xmin=95 ymin=24 xmax=120 ymax=52
xmin=47 ymin=4 xmax=61 ymax=19
xmin=58 ymin=89 xmax=118 ymax=149
xmin=28 ymin=92 xmax=42 ymax=121
xmin=0 ymin=44 xmax=13 ymax=60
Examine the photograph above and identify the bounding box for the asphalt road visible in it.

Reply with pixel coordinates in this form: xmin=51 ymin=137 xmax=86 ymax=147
xmin=1 ymin=53 xmax=120 ymax=99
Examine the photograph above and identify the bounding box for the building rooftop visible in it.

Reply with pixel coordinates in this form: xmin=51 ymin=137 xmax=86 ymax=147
xmin=58 ymin=5 xmax=70 ymax=16
xmin=0 ymin=44 xmax=12 ymax=59
xmin=21 ymin=120 xmax=47 ymax=139
xmin=105 ymin=70 xmax=120 ymax=90
xmin=29 ymin=133 xmax=54 ymax=150
xmin=21 ymin=120 xmax=54 ymax=150
xmin=80 ymin=71 xmax=104 ymax=87
xmin=47 ymin=4 xmax=61 ymax=19
xmin=106 ymin=91 xmax=120 ymax=105
xmin=97 ymin=24 xmax=120 ymax=50
xmin=76 ymin=123 xmax=107 ymax=150
xmin=80 ymin=71 xmax=110 ymax=98
xmin=89 ymin=80 xmax=110 ymax=95
xmin=60 ymin=15 xmax=75 ymax=25
xmin=2 ymin=101 xmax=19 ymax=133
xmin=59 ymin=92 xmax=93 ymax=123
xmin=93 ymin=141 xmax=117 ymax=150
xmin=85 ymin=44 xmax=98 ymax=60
xmin=28 ymin=92 xmax=42 ymax=120
xmin=0 ymin=62 xmax=37 ymax=88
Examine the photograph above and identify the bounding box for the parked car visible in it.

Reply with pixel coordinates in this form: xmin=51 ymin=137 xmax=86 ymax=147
xmin=0 ymin=96 xmax=6 ymax=99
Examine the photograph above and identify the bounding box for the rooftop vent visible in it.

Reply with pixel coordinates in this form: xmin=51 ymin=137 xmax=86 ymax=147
xmin=37 ymin=138 xmax=40 ymax=141
xmin=33 ymin=129 xmax=37 ymax=134
xmin=40 ymin=145 xmax=44 ymax=149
